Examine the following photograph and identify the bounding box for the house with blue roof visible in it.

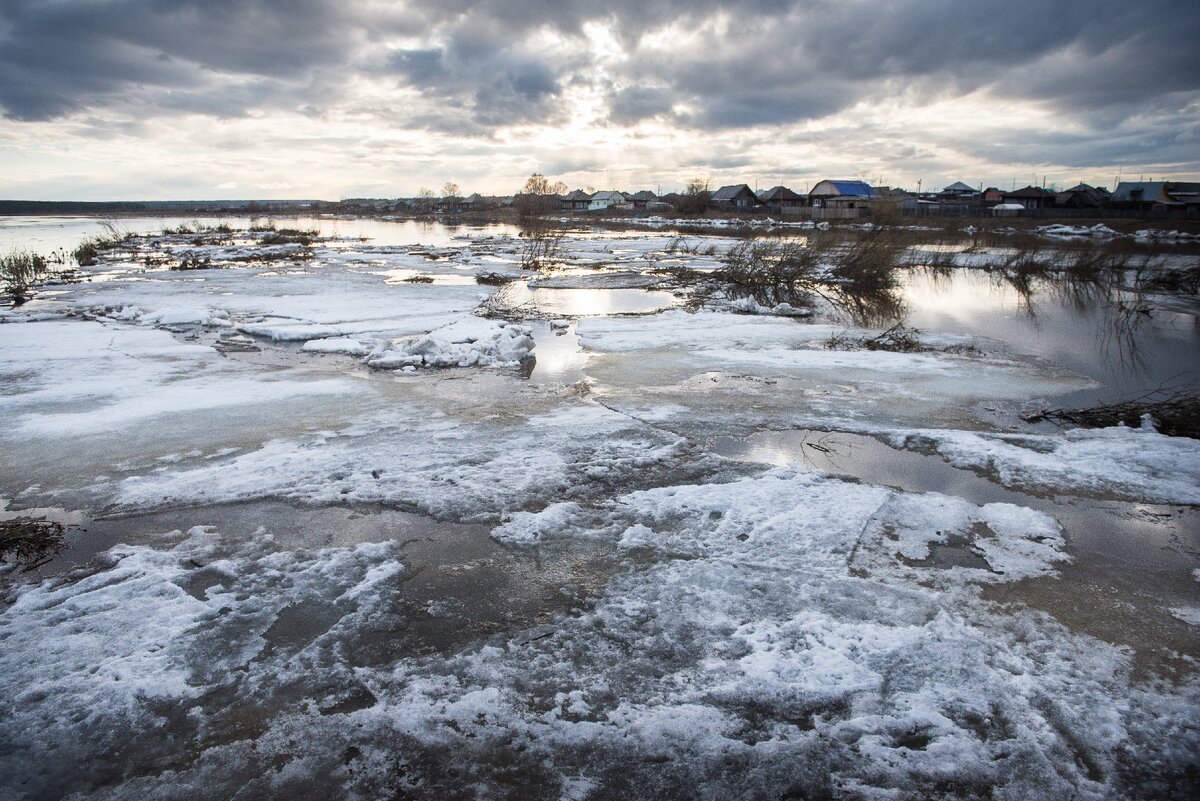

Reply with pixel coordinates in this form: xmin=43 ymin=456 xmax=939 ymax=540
xmin=809 ymin=180 xmax=878 ymax=208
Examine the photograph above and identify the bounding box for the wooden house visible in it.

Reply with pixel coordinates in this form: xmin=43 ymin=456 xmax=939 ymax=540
xmin=588 ymin=191 xmax=626 ymax=211
xmin=759 ymin=185 xmax=805 ymax=212
xmin=1001 ymin=186 xmax=1055 ymax=210
xmin=710 ymin=184 xmax=763 ymax=209
xmin=560 ymin=190 xmax=592 ymax=212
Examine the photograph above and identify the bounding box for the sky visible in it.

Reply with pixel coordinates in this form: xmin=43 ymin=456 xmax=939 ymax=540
xmin=1 ymin=0 xmax=1198 ymax=201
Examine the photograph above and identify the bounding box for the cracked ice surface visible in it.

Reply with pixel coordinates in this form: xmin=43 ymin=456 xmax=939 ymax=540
xmin=0 ymin=319 xmax=360 ymax=440
xmin=2 ymin=469 xmax=1195 ymax=800
xmin=113 ymin=401 xmax=725 ymax=522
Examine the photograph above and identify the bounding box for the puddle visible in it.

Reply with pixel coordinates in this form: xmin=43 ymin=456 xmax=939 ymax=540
xmin=526 ymin=322 xmax=589 ymax=384
xmin=713 ymin=428 xmax=1030 ymax=505
xmin=489 ymin=281 xmax=678 ymax=317
xmin=899 ymin=268 xmax=1200 ymax=407
xmin=528 ymin=271 xmax=664 ymax=289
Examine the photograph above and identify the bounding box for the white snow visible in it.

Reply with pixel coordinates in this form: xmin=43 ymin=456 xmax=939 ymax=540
xmin=1169 ymin=607 xmax=1200 ymax=626
xmin=1035 ymin=223 xmax=1120 ymax=239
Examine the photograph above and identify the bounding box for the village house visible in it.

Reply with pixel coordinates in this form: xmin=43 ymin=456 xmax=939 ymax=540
xmin=627 ymin=190 xmax=658 ymax=210
xmin=560 ymin=190 xmax=592 ymax=212
xmin=1111 ymin=181 xmax=1200 ymax=212
xmin=1000 ymin=186 xmax=1055 ymax=209
xmin=461 ymin=193 xmax=503 ymax=212
xmin=939 ymin=181 xmax=979 ymax=200
xmin=809 ymin=180 xmax=877 ymax=208
xmin=710 ymin=184 xmax=763 ymax=210
xmin=1054 ymin=183 xmax=1110 ymax=209
xmin=588 ymin=191 xmax=626 ymax=211
xmin=759 ymin=185 xmax=806 ymax=213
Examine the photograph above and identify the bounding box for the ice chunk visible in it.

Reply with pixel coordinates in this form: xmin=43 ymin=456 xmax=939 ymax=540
xmin=367 ymin=318 xmax=534 ymax=370
xmin=301 ymin=337 xmax=373 ymax=356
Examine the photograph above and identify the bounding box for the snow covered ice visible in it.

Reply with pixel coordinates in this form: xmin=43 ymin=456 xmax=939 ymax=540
xmin=0 ymin=217 xmax=1197 ymax=800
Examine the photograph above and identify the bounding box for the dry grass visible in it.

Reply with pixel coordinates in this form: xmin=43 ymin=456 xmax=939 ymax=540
xmin=72 ymin=221 xmax=132 ymax=266
xmin=0 ymin=519 xmax=66 ymax=570
xmin=260 ymin=228 xmax=318 ymax=246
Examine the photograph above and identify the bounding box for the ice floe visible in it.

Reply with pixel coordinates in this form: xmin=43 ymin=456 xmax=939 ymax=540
xmin=887 ymin=422 xmax=1200 ymax=505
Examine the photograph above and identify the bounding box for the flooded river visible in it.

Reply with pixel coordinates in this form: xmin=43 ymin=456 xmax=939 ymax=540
xmin=1 ymin=215 xmax=1197 ymax=800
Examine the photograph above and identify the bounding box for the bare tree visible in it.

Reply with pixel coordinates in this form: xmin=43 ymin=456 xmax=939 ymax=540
xmin=442 ymin=182 xmax=461 ymax=200
xmin=677 ymin=178 xmax=711 ymax=215
xmin=516 ymin=173 xmax=563 ymax=217
xmin=521 ymin=173 xmax=552 ymax=196
xmin=416 ymin=187 xmax=436 ymax=214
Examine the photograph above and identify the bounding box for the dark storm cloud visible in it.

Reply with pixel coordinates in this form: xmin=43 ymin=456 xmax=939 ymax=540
xmin=2 ymin=0 xmax=1197 ymax=140
xmin=610 ymin=0 xmax=1200 ymax=128
xmin=0 ymin=0 xmax=376 ymax=120
xmin=388 ymin=36 xmax=566 ymax=129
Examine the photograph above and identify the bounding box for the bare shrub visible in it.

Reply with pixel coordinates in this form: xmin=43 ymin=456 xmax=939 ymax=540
xmin=1 ymin=250 xmax=50 ymax=303
xmin=720 ymin=229 xmax=903 ymax=322
xmin=172 ymin=252 xmax=213 ymax=270
xmin=1136 ymin=263 xmax=1200 ymax=295
xmin=826 ymin=323 xmax=981 ymax=355
xmin=675 ymin=178 xmax=711 ymax=215
xmin=827 ymin=324 xmax=927 ymax=353
xmin=518 ymin=220 xmax=565 ymax=271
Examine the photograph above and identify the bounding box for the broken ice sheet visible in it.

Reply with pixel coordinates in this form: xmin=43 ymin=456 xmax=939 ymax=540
xmin=3 ymin=467 xmax=1194 ymax=800
xmin=111 ymin=400 xmax=731 ymax=522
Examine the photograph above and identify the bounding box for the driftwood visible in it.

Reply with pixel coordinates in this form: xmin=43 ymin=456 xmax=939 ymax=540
xmin=1020 ymin=386 xmax=1200 ymax=439
xmin=0 ymin=519 xmax=66 ymax=571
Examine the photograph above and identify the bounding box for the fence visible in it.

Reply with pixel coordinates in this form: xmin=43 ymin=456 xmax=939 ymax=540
xmin=895 ymin=205 xmax=1200 ymax=221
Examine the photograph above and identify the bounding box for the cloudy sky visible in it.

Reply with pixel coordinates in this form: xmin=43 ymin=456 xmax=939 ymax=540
xmin=2 ymin=0 xmax=1198 ymax=200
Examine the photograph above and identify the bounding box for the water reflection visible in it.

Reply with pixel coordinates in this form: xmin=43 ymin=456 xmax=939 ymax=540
xmin=490 ymin=282 xmax=679 ymax=317
xmin=0 ymin=215 xmax=521 ymax=255
xmin=901 ymin=268 xmax=1199 ymax=401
